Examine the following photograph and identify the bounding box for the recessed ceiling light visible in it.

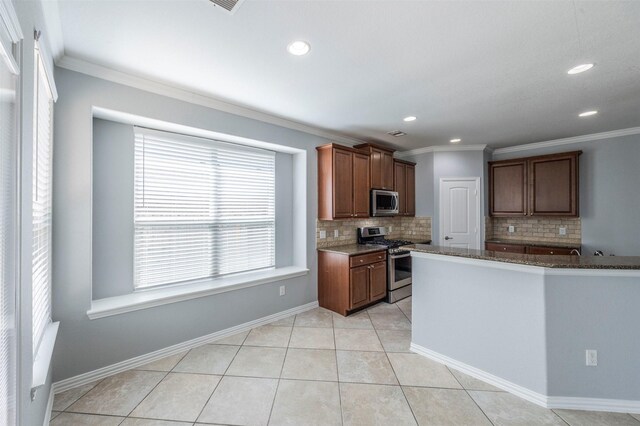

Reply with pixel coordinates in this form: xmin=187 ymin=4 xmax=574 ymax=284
xmin=450 ymin=138 xmax=461 ymax=143
xmin=287 ymin=40 xmax=310 ymax=56
xmin=403 ymin=116 xmax=417 ymax=122
xmin=578 ymin=110 xmax=598 ymax=117
xmin=567 ymin=63 xmax=594 ymax=75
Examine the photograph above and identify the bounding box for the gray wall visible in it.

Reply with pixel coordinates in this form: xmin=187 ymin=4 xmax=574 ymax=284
xmin=492 ymin=134 xmax=640 ymax=255
xmin=92 ymin=119 xmax=295 ymax=298
xmin=406 ymin=149 xmax=489 ymax=246
xmin=14 ymin=0 xmax=57 ymax=424
xmin=412 ymin=256 xmax=549 ymax=394
xmin=412 ymin=254 xmax=640 ymax=401
xmin=545 ymin=274 xmax=640 ymax=400
xmin=53 ymin=67 xmax=326 ymax=381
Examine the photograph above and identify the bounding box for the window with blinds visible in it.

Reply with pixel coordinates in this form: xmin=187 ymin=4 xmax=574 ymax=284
xmin=0 ymin=31 xmax=18 ymax=426
xmin=134 ymin=128 xmax=276 ymax=289
xmin=32 ymin=44 xmax=54 ymax=355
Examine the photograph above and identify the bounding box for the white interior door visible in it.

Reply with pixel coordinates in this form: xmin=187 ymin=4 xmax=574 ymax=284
xmin=439 ymin=178 xmax=481 ymax=249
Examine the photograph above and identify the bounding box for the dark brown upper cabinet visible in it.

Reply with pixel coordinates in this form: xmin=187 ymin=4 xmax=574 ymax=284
xmin=317 ymin=143 xmax=370 ymax=220
xmin=393 ymin=159 xmax=416 ymax=217
xmin=489 ymin=151 xmax=581 ymax=217
xmin=354 ymin=143 xmax=395 ymax=190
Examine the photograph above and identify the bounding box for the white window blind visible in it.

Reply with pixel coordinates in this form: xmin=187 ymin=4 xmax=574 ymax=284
xmin=32 ymin=44 xmax=54 ymax=355
xmin=134 ymin=128 xmax=276 ymax=289
xmin=0 ymin=32 xmax=18 ymax=425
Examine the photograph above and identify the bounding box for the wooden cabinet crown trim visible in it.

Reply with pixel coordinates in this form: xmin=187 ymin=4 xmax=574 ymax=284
xmin=316 ymin=142 xmax=369 ymax=155
xmin=353 ymin=142 xmax=396 ymax=154
xmin=489 ymin=150 xmax=582 ymax=166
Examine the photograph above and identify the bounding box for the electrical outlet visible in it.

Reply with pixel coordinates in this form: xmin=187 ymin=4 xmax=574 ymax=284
xmin=508 ymin=225 xmax=515 ymax=233
xmin=319 ymin=230 xmax=326 ymax=239
xmin=334 ymin=229 xmax=339 ymax=238
xmin=389 ymin=226 xmax=393 ymax=233
xmin=559 ymin=227 xmax=567 ymax=236
xmin=279 ymin=285 xmax=286 ymax=296
xmin=586 ymin=349 xmax=597 ymax=366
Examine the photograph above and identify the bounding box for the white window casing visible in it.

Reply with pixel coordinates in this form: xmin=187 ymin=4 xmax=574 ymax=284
xmin=32 ymin=42 xmax=54 ymax=357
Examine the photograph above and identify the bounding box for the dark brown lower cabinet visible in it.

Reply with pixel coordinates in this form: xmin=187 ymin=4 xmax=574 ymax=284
xmin=485 ymin=242 xmax=526 ymax=254
xmin=485 ymin=242 xmax=579 ymax=255
xmin=318 ymin=250 xmax=387 ymax=316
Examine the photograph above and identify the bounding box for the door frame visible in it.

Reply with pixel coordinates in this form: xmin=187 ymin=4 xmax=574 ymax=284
xmin=439 ymin=177 xmax=482 ymax=249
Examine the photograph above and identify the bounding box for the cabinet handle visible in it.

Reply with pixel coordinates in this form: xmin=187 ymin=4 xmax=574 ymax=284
xmin=360 ymin=259 xmax=364 ymax=262
xmin=503 ymin=248 xmax=507 ymax=251
xmin=378 ymin=256 xmax=382 ymax=259
xmin=550 ymin=251 xmax=554 ymax=254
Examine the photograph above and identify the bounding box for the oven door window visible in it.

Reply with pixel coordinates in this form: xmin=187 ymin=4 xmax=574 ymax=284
xmin=392 ymin=255 xmax=412 ymax=288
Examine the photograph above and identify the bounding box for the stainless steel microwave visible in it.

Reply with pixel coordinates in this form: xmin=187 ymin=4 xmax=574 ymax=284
xmin=371 ymin=189 xmax=399 ymax=216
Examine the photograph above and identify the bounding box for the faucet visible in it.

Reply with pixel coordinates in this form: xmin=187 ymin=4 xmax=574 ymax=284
xmin=593 ymin=250 xmax=604 ymax=256
xmin=570 ymin=249 xmax=581 ymax=256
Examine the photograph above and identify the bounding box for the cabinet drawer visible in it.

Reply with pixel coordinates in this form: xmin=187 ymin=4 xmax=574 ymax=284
xmin=485 ymin=242 xmax=526 ymax=254
xmin=350 ymin=251 xmax=387 ymax=267
xmin=526 ymin=246 xmax=575 ymax=256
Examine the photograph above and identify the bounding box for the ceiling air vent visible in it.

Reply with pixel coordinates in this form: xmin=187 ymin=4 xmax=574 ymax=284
xmin=209 ymin=0 xmax=246 ymax=15
xmin=387 ymin=130 xmax=407 ymax=137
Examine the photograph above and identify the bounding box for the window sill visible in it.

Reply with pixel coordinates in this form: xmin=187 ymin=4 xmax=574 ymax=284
xmin=32 ymin=321 xmax=60 ymax=392
xmin=87 ymin=266 xmax=309 ymax=320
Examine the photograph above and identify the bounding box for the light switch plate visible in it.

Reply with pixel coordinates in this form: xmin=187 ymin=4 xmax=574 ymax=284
xmin=586 ymin=349 xmax=597 ymax=366
xmin=508 ymin=225 xmax=515 ymax=233
xmin=559 ymin=227 xmax=567 ymax=235
xmin=319 ymin=230 xmax=326 ymax=239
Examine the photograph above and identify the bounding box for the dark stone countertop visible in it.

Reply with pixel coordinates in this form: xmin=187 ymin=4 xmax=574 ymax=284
xmin=485 ymin=239 xmax=581 ymax=249
xmin=408 ymin=244 xmax=640 ymax=270
xmin=317 ymin=244 xmax=387 ymax=256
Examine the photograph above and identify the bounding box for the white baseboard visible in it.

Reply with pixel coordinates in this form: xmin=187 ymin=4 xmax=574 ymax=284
xmin=410 ymin=343 xmax=640 ymax=414
xmin=43 ymin=386 xmax=55 ymax=426
xmin=53 ymin=301 xmax=318 ymax=394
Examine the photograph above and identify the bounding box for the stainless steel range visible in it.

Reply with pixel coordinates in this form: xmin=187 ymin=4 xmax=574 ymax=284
xmin=357 ymin=226 xmax=430 ymax=303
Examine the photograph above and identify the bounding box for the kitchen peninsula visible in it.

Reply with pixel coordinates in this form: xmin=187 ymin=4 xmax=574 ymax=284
xmin=408 ymin=244 xmax=640 ymax=412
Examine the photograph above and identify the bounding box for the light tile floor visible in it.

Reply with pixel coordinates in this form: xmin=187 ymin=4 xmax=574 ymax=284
xmin=51 ymin=298 xmax=640 ymax=426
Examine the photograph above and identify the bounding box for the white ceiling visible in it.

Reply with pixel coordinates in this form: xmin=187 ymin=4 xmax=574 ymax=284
xmin=48 ymin=0 xmax=640 ymax=150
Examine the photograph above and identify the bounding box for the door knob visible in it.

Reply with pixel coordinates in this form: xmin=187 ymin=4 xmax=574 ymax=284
xmin=444 ymin=236 xmax=453 ymax=240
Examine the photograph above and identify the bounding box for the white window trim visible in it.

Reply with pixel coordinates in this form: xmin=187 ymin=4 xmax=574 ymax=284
xmin=87 ymin=266 xmax=308 ymax=319
xmin=31 ymin=322 xmax=58 ymax=391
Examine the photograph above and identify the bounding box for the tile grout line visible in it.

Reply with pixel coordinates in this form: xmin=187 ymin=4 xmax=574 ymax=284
xmin=56 ymin=376 xmax=105 ymax=412
xmin=332 ymin=315 xmax=345 ymax=426
xmin=265 ymin=312 xmax=296 ymax=425
xmin=370 ymin=307 xmax=420 ymax=426
xmin=191 ymin=337 xmax=245 ymax=425
xmin=550 ymin=409 xmax=572 ymax=425
xmin=446 ymin=365 xmax=496 ymax=426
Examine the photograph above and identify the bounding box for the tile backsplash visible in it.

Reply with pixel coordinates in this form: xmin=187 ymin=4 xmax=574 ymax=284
xmin=317 ymin=217 xmax=432 ymax=248
xmin=487 ymin=216 xmax=581 ymax=245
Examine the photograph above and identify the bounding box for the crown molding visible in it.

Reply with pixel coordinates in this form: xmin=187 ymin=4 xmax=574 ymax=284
xmin=493 ymin=127 xmax=640 ymax=156
xmin=56 ymin=55 xmax=365 ymax=147
xmin=397 ymin=144 xmax=489 ymax=158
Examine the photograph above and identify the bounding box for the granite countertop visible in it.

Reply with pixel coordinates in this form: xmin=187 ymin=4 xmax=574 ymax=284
xmin=408 ymin=244 xmax=640 ymax=269
xmin=317 ymin=244 xmax=387 ymax=256
xmin=485 ymin=239 xmax=581 ymax=249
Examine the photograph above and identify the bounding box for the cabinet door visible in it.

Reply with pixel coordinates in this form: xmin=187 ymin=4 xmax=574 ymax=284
xmin=350 ymin=266 xmax=370 ymax=309
xmin=526 ymin=246 xmax=575 ymax=256
xmin=405 ymin=164 xmax=415 ymax=216
xmin=333 ymin=149 xmax=353 ymax=218
xmin=353 ymin=152 xmax=370 ymax=217
xmin=370 ymin=148 xmax=383 ymax=189
xmin=528 ymin=153 xmax=578 ymax=216
xmin=394 ymin=162 xmax=406 ymax=215
xmin=382 ymin=151 xmax=394 ymax=190
xmin=489 ymin=160 xmax=527 ymax=216
xmin=369 ymin=262 xmax=387 ymax=301
xmin=485 ymin=242 xmax=527 ymax=254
